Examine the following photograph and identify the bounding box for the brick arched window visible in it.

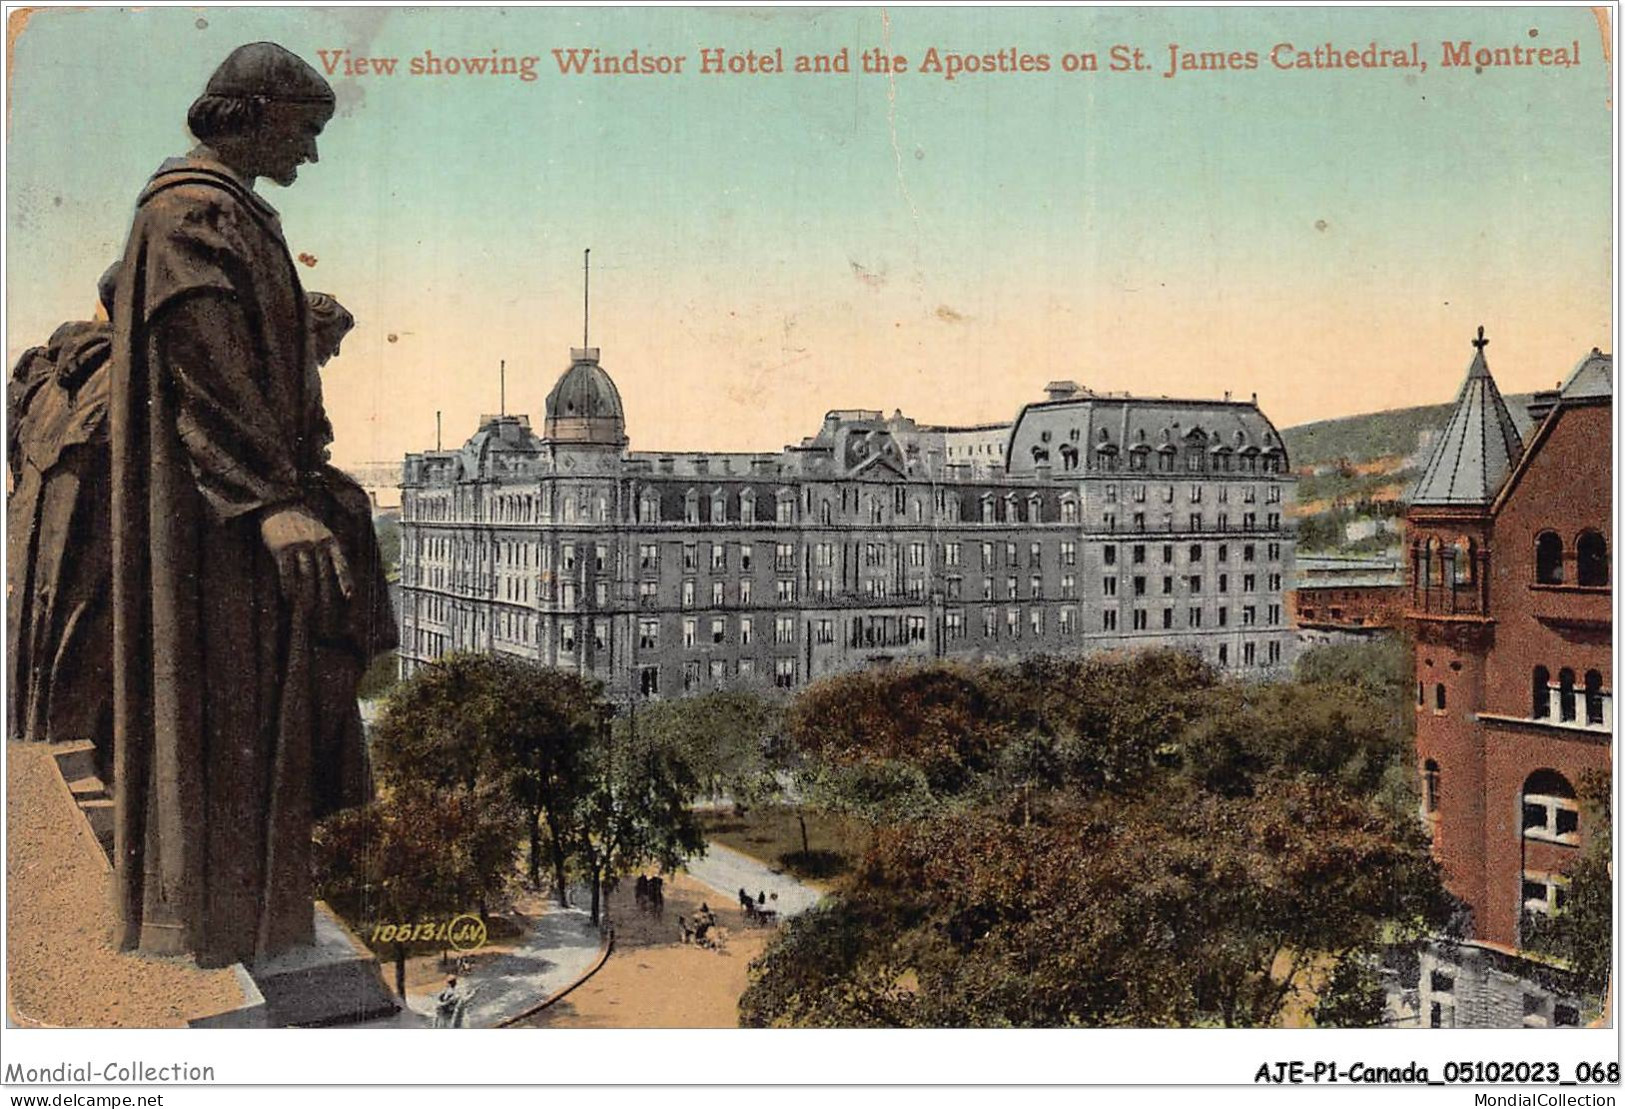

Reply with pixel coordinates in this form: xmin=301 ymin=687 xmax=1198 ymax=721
xmin=1532 ymin=666 xmax=1551 ymax=719
xmin=1423 ymin=759 xmax=1440 ymax=815
xmin=1559 ymin=668 xmax=1577 ymax=722
xmin=1576 ymin=531 xmax=1608 ymax=587
xmin=1522 ymin=769 xmax=1579 ymax=845
xmin=1535 ymin=531 xmax=1564 ymax=584
xmin=1585 ymin=670 xmax=1605 ymax=726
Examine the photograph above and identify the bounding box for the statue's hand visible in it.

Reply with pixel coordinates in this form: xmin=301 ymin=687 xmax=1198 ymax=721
xmin=260 ymin=505 xmax=354 ymax=611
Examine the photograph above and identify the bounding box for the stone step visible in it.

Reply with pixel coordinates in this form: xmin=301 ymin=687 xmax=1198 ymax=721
xmin=66 ymin=774 xmax=110 ymax=802
xmin=50 ymin=741 xmax=99 ymax=783
xmin=79 ymin=798 xmax=115 ymax=862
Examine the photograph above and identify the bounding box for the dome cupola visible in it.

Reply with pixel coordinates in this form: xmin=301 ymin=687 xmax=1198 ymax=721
xmin=544 ymin=347 xmax=626 ymax=447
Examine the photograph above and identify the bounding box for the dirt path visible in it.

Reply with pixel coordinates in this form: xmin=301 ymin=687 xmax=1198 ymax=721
xmin=515 ymin=870 xmax=773 ymax=1028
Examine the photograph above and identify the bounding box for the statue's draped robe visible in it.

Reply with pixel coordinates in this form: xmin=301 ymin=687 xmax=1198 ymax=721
xmin=7 ymin=323 xmax=114 ymax=761
xmin=109 ymin=157 xmax=371 ymax=966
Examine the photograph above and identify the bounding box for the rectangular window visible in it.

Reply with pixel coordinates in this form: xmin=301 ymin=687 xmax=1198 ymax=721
xmin=984 ymin=607 xmax=998 ymax=639
xmin=682 ymin=543 xmax=697 ymax=571
xmin=1162 ymin=544 xmax=1174 ymax=563
xmin=1162 ymin=608 xmax=1174 ymax=629
xmin=684 ymin=661 xmax=702 ymax=691
xmin=639 ymin=581 xmax=659 ymax=606
xmin=775 ymin=616 xmax=795 ymax=645
xmin=1007 ymin=608 xmax=1020 ymax=638
xmin=945 ymin=543 xmax=962 ymax=567
xmin=640 ymin=666 xmax=660 ymax=697
xmin=1102 ymin=610 xmax=1118 ymax=631
xmin=776 ymin=543 xmax=795 ymax=571
xmin=1029 ymin=542 xmax=1042 ymax=567
xmin=1218 ymin=606 xmax=1228 ymax=627
xmin=739 ymin=579 xmax=752 ymax=604
xmin=946 ymin=611 xmax=965 ymax=639
xmin=709 ymin=659 xmax=728 ymax=685
xmin=1162 ymin=575 xmax=1174 ymax=595
xmin=911 ymin=542 xmax=928 ymax=568
xmin=774 ymin=658 xmax=796 ymax=688
xmin=982 ymin=542 xmax=995 ymax=569
xmin=1031 ymin=609 xmax=1044 ymax=637
xmin=1133 ymin=576 xmax=1147 ymax=597
xmin=682 ymin=580 xmax=695 ymax=608
xmin=682 ymin=618 xmax=697 ymax=647
xmin=561 ymin=622 xmax=577 ymax=653
xmin=1103 ymin=576 xmax=1118 ymax=596
xmin=711 ymin=618 xmax=726 ymax=645
xmin=1133 ymin=545 xmax=1146 ymax=565
xmin=1007 ymin=576 xmax=1018 ymax=600
xmin=712 ymin=581 xmax=725 ymax=607
xmin=711 ymin=544 xmax=727 ymax=571
xmin=639 ymin=619 xmax=660 ymax=650
xmin=740 ymin=617 xmax=753 ymax=646
xmin=1030 ymin=575 xmax=1043 ymax=599
xmin=1132 ymin=609 xmax=1148 ymax=631
xmin=740 ymin=544 xmax=753 ymax=570
xmin=1103 ymin=545 xmax=1117 ymax=566
xmin=776 ymin=579 xmax=796 ymax=602
xmin=1243 ymin=606 xmax=1256 ymax=626
xmin=639 ymin=543 xmax=659 ymax=570
xmin=1061 ymin=574 xmax=1076 ymax=599
xmin=1189 ymin=607 xmax=1202 ymax=628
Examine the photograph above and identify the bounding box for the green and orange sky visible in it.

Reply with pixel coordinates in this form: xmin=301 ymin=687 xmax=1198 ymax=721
xmin=5 ymin=5 xmax=1614 ymax=466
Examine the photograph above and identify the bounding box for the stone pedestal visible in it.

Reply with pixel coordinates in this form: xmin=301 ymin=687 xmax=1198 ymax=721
xmin=246 ymin=902 xmax=399 ymax=1027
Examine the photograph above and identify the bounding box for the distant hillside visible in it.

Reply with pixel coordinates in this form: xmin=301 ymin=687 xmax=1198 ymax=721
xmin=1279 ymin=393 xmax=1535 ymax=555
xmin=1282 ymin=394 xmax=1534 ymax=472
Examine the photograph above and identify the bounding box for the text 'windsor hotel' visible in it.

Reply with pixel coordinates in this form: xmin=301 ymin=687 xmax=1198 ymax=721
xmin=396 ymin=347 xmax=1297 ymax=699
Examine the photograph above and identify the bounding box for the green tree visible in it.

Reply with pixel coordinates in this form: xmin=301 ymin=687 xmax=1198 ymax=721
xmin=631 ymin=689 xmax=781 ymax=811
xmin=371 ymin=652 xmax=604 ymax=901
xmin=742 ymin=779 xmax=1450 ymax=1028
xmin=314 ymin=779 xmax=522 ymax=997
xmin=564 ymin=713 xmax=708 ymax=924
xmin=1312 ymin=948 xmax=1388 ymax=1028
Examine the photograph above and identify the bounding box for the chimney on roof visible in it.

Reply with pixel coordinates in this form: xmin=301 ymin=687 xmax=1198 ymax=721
xmin=1251 ymin=392 xmax=1258 ymax=405
xmin=1044 ymin=380 xmax=1082 ymax=402
xmin=1223 ymin=390 xmax=1232 ymax=402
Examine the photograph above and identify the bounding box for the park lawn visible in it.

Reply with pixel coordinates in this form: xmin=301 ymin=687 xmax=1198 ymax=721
xmin=701 ymin=806 xmax=871 ymax=889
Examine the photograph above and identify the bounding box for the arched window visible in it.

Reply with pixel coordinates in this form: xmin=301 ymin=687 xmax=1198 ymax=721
xmin=1535 ymin=531 xmax=1564 ymax=584
xmin=1532 ymin=666 xmax=1551 ymax=719
xmin=1435 ymin=683 xmax=1447 ymax=712
xmin=1423 ymin=759 xmax=1440 ymax=815
xmin=1576 ymin=531 xmax=1608 ymax=586
xmin=1559 ymin=668 xmax=1577 ymax=722
xmin=1522 ymin=769 xmax=1579 ymax=844
xmin=1585 ymin=670 xmax=1605 ymax=726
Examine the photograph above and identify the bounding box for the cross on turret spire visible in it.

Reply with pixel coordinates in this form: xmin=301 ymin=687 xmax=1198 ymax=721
xmin=1472 ymin=326 xmax=1489 ymax=352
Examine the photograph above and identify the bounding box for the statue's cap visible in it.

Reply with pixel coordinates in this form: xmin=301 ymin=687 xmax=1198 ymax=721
xmin=202 ymin=42 xmax=334 ymax=105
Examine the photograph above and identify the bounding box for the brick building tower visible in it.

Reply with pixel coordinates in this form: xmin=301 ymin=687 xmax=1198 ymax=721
xmin=1408 ymin=331 xmax=1612 ymax=956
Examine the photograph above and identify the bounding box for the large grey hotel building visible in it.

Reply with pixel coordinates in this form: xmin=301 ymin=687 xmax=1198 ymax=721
xmin=397 ymin=347 xmax=1297 ymax=699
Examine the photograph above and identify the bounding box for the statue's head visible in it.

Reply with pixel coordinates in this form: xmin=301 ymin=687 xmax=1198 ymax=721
xmin=188 ymin=43 xmax=335 ymax=186
xmin=306 ymin=292 xmax=355 ymax=365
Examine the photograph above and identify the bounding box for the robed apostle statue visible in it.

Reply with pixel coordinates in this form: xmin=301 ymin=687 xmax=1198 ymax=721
xmin=109 ymin=43 xmax=369 ymax=966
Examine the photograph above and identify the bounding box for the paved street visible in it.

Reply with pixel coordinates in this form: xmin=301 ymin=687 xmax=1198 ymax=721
xmin=370 ymin=902 xmax=603 ymax=1028
xmin=682 ymin=841 xmax=824 ymax=919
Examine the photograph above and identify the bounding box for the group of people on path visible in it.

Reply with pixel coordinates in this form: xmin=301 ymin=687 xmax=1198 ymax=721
xmin=633 ymin=873 xmax=665 ymax=916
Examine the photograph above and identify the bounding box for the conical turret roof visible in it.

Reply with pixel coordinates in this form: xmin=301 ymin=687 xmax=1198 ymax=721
xmin=1409 ymin=327 xmax=1523 ymax=507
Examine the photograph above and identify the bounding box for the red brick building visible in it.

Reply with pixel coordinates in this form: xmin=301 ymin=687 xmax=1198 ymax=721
xmin=1291 ymin=555 xmax=1405 ymax=638
xmin=1407 ymin=332 xmax=1611 ymax=952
